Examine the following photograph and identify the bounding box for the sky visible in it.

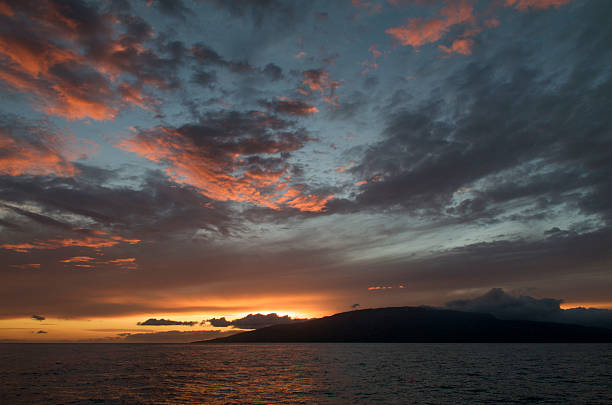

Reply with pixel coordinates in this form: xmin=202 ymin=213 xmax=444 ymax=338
xmin=0 ymin=0 xmax=611 ymax=342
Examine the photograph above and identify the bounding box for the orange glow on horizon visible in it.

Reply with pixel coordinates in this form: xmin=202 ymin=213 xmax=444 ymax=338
xmin=560 ymin=302 xmax=612 ymax=310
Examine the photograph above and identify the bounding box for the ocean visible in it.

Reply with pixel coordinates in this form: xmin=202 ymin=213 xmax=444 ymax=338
xmin=1 ymin=343 xmax=611 ymax=404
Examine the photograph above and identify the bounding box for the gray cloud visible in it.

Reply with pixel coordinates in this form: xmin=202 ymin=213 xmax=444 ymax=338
xmin=207 ymin=313 xmax=309 ymax=329
xmin=330 ymin=1 xmax=612 ymax=229
xmin=119 ymin=330 xmax=239 ymax=343
xmin=445 ymin=288 xmax=612 ymax=330
xmin=31 ymin=314 xmax=45 ymax=321
xmin=207 ymin=317 xmax=232 ymax=327
xmin=137 ymin=318 xmax=197 ymax=326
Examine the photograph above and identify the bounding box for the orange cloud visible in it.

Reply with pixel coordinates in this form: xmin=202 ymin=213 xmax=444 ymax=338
xmin=336 ymin=162 xmax=356 ymax=173
xmin=267 ymin=99 xmax=319 ymax=116
xmin=361 ymin=44 xmax=383 ymax=75
xmin=9 ymin=263 xmax=40 ymax=269
xmin=59 ymin=256 xmax=137 ymax=270
xmin=301 ymin=70 xmax=342 ymax=106
xmin=439 ymin=38 xmax=474 ymax=55
xmin=0 ymin=121 xmax=77 ymax=177
xmin=277 ymin=188 xmax=334 ymax=212
xmin=0 ymin=2 xmax=13 ymax=17
xmin=120 ymin=119 xmax=332 ymax=212
xmin=505 ymin=0 xmax=572 ymax=11
xmin=386 ymin=0 xmax=474 ymax=48
xmin=484 ymin=18 xmax=500 ymax=28
xmin=1 ymin=232 xmax=140 ymax=253
xmin=60 ymin=256 xmax=95 ymax=263
xmin=0 ymin=2 xmax=172 ymax=120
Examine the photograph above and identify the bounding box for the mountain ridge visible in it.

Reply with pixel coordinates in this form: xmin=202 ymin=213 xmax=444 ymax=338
xmin=193 ymin=306 xmax=612 ymax=343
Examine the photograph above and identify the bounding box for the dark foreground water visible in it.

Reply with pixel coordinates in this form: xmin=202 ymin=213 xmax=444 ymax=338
xmin=1 ymin=343 xmax=611 ymax=404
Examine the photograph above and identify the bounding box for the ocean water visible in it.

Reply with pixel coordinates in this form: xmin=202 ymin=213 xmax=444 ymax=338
xmin=1 ymin=343 xmax=611 ymax=404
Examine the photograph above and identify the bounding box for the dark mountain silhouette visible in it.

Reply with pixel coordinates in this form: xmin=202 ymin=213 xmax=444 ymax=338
xmin=194 ymin=307 xmax=612 ymax=343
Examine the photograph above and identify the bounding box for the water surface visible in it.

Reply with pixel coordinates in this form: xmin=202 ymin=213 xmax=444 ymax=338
xmin=1 ymin=343 xmax=611 ymax=404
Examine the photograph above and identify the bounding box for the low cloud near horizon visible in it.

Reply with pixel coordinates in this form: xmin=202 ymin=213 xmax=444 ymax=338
xmin=117 ymin=330 xmax=238 ymax=343
xmin=207 ymin=313 xmax=309 ymax=330
xmin=445 ymin=288 xmax=612 ymax=330
xmin=137 ymin=318 xmax=198 ymax=326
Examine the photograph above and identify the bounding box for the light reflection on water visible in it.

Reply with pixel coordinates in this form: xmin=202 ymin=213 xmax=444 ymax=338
xmin=1 ymin=343 xmax=611 ymax=404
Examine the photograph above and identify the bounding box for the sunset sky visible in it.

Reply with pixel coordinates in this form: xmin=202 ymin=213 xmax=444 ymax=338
xmin=1 ymin=0 xmax=611 ymax=342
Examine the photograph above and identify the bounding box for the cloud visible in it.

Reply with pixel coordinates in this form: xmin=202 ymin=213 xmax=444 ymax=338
xmin=60 ymin=256 xmax=95 ymax=263
xmin=505 ymin=0 xmax=573 ymax=12
xmin=351 ymin=0 xmax=382 ymax=15
xmin=192 ymin=70 xmax=217 ymax=88
xmin=125 ymin=330 xmax=236 ymax=342
xmin=330 ymin=26 xmax=612 ymax=224
xmin=351 ymin=303 xmax=360 ymax=309
xmin=385 ymin=0 xmax=574 ymax=55
xmin=206 ymin=313 xmax=309 ymax=329
xmin=301 ymin=69 xmax=342 ymax=106
xmin=137 ymin=318 xmax=197 ymax=326
xmin=438 ymin=38 xmax=474 ymax=55
xmin=0 ymin=115 xmax=77 ymax=177
xmin=201 ymin=0 xmax=297 ymax=28
xmin=0 ymin=230 xmax=139 ymax=253
xmin=385 ymin=0 xmax=474 ymax=49
xmin=36 ymin=330 xmax=47 ymax=334
xmin=0 ymin=0 xmax=181 ymax=120
xmin=9 ymin=264 xmax=41 ymax=270
xmin=445 ymin=288 xmax=612 ymax=329
xmin=119 ymin=111 xmax=332 ymax=211
xmin=58 ymin=256 xmax=136 ymax=270
xmin=207 ymin=317 xmax=232 ymax=327
xmin=118 ymin=330 xmax=239 ymax=343
xmin=150 ymin=0 xmax=191 ymax=19
xmin=263 ymin=99 xmax=319 ymax=116
xmin=262 ymin=63 xmax=283 ymax=81
xmin=31 ymin=314 xmax=45 ymax=321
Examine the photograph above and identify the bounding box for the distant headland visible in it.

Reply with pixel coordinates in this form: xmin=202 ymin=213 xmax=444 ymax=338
xmin=194 ymin=307 xmax=612 ymax=343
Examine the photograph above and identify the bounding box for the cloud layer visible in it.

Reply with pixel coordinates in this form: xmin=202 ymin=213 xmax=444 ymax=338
xmin=446 ymin=289 xmax=612 ymax=329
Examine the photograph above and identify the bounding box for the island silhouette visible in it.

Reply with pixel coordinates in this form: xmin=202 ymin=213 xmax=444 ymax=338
xmin=194 ymin=307 xmax=612 ymax=343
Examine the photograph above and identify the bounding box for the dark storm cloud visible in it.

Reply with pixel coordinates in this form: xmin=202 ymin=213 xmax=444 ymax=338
xmin=445 ymin=288 xmax=612 ymax=330
xmin=206 ymin=313 xmax=309 ymax=329
xmin=330 ymin=3 xmax=612 ymax=228
xmin=137 ymin=318 xmax=197 ymax=326
xmin=31 ymin=314 xmax=45 ymax=321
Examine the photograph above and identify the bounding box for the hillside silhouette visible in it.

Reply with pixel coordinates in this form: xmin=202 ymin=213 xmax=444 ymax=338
xmin=194 ymin=307 xmax=612 ymax=343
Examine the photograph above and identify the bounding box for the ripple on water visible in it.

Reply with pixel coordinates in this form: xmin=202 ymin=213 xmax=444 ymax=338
xmin=0 ymin=343 xmax=611 ymax=404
